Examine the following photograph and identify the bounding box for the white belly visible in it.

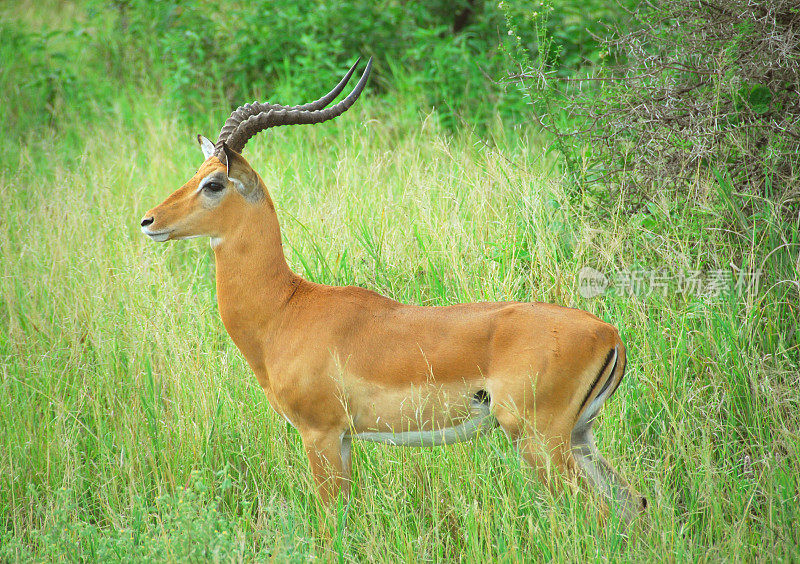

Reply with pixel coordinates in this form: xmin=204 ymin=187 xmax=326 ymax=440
xmin=346 ymin=403 xmax=497 ymax=447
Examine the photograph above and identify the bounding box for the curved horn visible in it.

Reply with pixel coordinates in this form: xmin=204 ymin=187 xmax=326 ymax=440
xmin=217 ymin=57 xmax=373 ymax=156
xmin=216 ymin=58 xmax=363 ymax=150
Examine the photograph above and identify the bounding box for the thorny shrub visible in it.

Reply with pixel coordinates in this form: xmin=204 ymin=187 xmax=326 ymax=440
xmin=509 ymin=0 xmax=800 ymax=209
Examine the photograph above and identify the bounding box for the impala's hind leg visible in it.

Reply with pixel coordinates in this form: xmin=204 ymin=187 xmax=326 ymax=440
xmin=494 ymin=404 xmax=579 ymax=497
xmin=571 ymin=362 xmax=645 ymax=525
xmin=517 ymin=430 xmax=578 ymax=495
xmin=571 ymin=424 xmax=645 ymax=526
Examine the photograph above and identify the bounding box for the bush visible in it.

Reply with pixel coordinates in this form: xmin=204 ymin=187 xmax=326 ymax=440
xmin=0 ymin=24 xmax=77 ymax=140
xmin=509 ymin=0 xmax=800 ymax=208
xmin=92 ymin=0 xmax=518 ymax=128
xmin=83 ymin=0 xmax=635 ymax=130
xmin=5 ymin=1 xmax=637 ymax=137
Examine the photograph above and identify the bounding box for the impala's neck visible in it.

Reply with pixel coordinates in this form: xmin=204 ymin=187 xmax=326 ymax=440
xmin=211 ymin=195 xmax=298 ymax=363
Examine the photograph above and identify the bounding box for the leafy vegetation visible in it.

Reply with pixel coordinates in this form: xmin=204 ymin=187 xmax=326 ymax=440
xmin=2 ymin=0 xmax=798 ymax=561
xmin=5 ymin=0 xmax=635 ymax=138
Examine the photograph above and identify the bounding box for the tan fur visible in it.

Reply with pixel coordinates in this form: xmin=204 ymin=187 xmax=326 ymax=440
xmin=141 ymin=148 xmax=645 ymax=526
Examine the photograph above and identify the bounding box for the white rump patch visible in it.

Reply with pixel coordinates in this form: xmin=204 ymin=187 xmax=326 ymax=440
xmin=574 ymin=346 xmax=618 ymax=432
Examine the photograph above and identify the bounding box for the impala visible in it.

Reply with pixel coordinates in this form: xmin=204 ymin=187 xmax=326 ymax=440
xmin=140 ymin=57 xmax=646 ymax=526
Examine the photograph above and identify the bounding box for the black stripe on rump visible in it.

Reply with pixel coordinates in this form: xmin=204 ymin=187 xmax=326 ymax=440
xmin=576 ymin=348 xmax=615 ymax=418
xmin=609 ymin=356 xmax=627 ymax=397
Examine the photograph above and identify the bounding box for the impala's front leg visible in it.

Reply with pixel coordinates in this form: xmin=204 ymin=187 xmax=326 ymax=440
xmin=300 ymin=428 xmax=352 ymax=528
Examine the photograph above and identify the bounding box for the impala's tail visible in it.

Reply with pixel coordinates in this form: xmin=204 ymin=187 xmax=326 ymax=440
xmin=571 ymin=343 xmax=646 ymax=526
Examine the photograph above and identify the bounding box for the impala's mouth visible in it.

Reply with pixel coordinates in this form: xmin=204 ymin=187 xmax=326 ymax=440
xmin=141 ymin=227 xmax=172 ymax=242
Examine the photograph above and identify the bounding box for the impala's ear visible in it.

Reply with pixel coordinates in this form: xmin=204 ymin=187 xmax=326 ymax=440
xmin=197 ymin=134 xmax=216 ymax=159
xmin=222 ymin=142 xmax=261 ymax=201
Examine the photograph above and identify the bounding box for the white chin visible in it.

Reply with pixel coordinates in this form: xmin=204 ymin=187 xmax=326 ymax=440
xmin=141 ymin=228 xmax=170 ymax=242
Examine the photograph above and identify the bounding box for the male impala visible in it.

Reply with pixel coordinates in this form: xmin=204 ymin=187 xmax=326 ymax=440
xmin=140 ymin=58 xmax=646 ymax=526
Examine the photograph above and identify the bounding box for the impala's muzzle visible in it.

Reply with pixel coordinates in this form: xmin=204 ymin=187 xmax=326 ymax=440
xmin=140 ymin=214 xmax=172 ymax=242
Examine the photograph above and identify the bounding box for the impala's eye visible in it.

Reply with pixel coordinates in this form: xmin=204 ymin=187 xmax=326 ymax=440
xmin=204 ymin=182 xmax=225 ymax=193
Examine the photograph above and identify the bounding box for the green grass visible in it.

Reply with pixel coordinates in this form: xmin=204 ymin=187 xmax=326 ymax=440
xmin=2 ymin=3 xmax=799 ymax=562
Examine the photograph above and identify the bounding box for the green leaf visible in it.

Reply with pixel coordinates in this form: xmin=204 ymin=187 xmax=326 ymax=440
xmin=747 ymin=85 xmax=772 ymax=115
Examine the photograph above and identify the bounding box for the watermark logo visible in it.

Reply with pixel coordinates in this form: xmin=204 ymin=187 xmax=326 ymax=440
xmin=577 ymin=267 xmax=762 ymax=298
xmin=578 ymin=266 xmax=609 ymax=298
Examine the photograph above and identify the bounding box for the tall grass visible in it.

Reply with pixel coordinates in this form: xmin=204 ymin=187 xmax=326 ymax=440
xmin=2 ymin=3 xmax=799 ymax=562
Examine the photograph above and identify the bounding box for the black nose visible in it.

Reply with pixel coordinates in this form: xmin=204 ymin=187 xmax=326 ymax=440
xmin=141 ymin=216 xmax=154 ymax=227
